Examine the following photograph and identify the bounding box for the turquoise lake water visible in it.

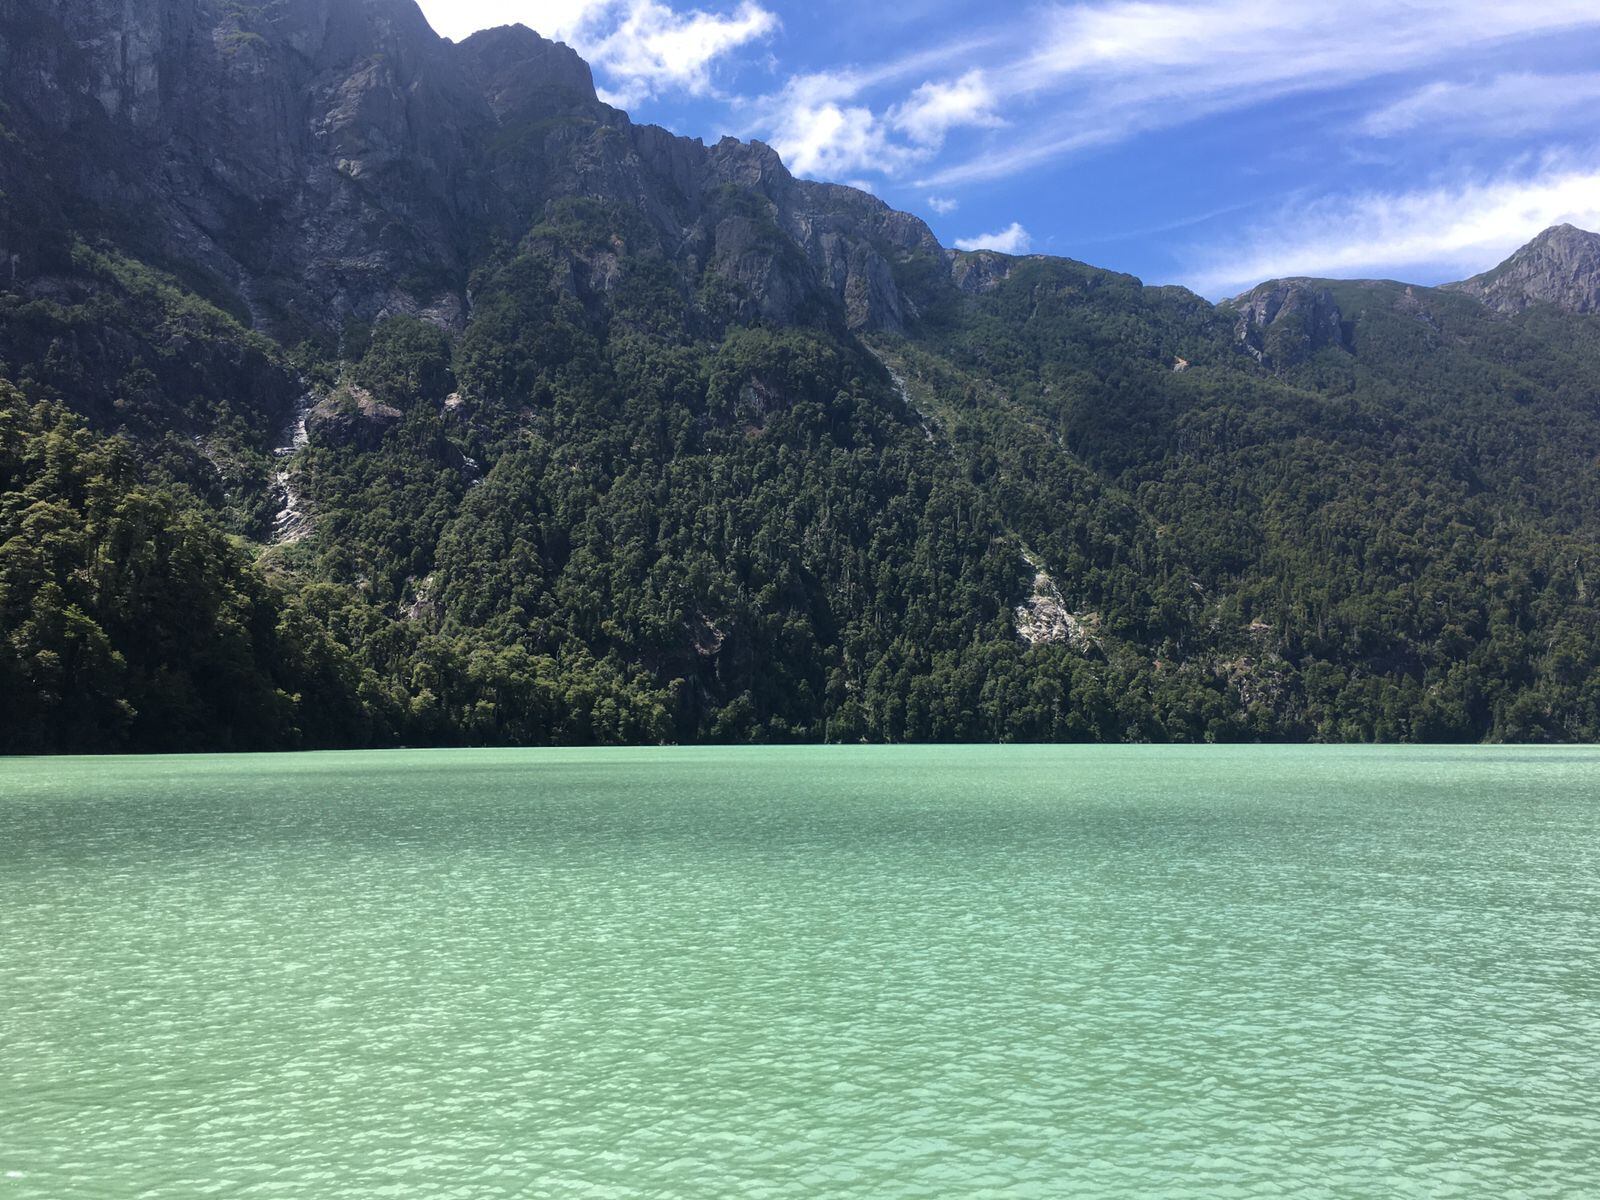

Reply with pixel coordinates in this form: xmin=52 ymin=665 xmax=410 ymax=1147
xmin=2 ymin=746 xmax=1598 ymax=1197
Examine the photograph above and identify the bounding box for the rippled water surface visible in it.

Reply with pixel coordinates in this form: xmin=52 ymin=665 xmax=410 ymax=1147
xmin=3 ymin=746 xmax=1599 ymax=1197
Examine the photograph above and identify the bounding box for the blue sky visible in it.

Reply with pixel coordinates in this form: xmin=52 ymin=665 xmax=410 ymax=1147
xmin=415 ymin=0 xmax=1600 ymax=297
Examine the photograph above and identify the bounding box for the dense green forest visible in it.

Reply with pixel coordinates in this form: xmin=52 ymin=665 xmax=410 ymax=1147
xmin=6 ymin=221 xmax=1600 ymax=751
xmin=881 ymin=260 xmax=1600 ymax=743
xmin=4 ymin=0 xmax=1599 ymax=751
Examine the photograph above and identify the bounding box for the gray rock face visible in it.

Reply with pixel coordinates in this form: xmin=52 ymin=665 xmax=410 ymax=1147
xmin=454 ymin=23 xmax=598 ymax=120
xmin=0 ymin=0 xmax=949 ymax=341
xmin=1229 ymin=280 xmax=1346 ymax=369
xmin=772 ymin=179 xmax=944 ymax=333
xmin=305 ymin=386 xmax=403 ymax=450
xmin=949 ymin=250 xmax=1019 ymax=294
xmin=1446 ymin=225 xmax=1600 ymax=315
xmin=1 ymin=0 xmax=495 ymax=331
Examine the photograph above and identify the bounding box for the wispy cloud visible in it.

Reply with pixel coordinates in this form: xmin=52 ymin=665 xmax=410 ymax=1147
xmin=1069 ymin=199 xmax=1263 ymax=248
xmin=954 ymin=222 xmax=1033 ymax=253
xmin=1182 ymin=159 xmax=1600 ymax=296
xmin=918 ymin=0 xmax=1600 ymax=187
xmin=1358 ymin=73 xmax=1600 ymax=139
xmin=927 ymin=195 xmax=960 ymax=215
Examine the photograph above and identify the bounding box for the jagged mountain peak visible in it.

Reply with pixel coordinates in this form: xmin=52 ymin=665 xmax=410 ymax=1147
xmin=1446 ymin=223 xmax=1600 ymax=315
xmin=455 ymin=23 xmax=599 ymax=116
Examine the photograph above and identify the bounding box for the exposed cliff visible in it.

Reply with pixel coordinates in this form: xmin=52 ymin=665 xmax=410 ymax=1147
xmin=0 ymin=0 xmax=944 ymax=342
xmin=1446 ymin=224 xmax=1600 ymax=315
xmin=1226 ymin=279 xmax=1347 ymax=369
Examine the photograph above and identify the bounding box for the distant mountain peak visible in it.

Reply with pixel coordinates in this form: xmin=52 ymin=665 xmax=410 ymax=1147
xmin=1533 ymin=222 xmax=1593 ymax=243
xmin=1447 ymin=224 xmax=1600 ymax=315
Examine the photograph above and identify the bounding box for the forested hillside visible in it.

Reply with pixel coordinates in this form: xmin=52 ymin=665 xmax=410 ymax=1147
xmin=3 ymin=0 xmax=1598 ymax=750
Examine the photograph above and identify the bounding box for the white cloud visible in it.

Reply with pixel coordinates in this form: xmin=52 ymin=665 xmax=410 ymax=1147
xmin=416 ymin=0 xmax=775 ymax=106
xmin=955 ymin=222 xmax=1033 ymax=254
xmin=768 ymin=99 xmax=911 ymax=179
xmin=753 ymin=65 xmax=1008 ymax=181
xmin=1359 ymin=73 xmax=1600 ymax=139
xmin=889 ymin=70 xmax=1004 ymax=146
xmin=1183 ymin=161 xmax=1600 ymax=296
xmin=927 ymin=195 xmax=960 ymax=215
xmin=1016 ymin=0 xmax=1600 ymax=92
xmin=754 ymin=71 xmax=925 ymax=179
xmin=587 ymin=1 xmax=778 ymax=105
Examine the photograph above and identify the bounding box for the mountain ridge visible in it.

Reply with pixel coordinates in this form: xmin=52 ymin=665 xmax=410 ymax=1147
xmin=3 ymin=0 xmax=1593 ymax=350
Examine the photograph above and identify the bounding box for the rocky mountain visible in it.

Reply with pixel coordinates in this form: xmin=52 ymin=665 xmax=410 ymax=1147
xmin=4 ymin=0 xmax=1600 ymax=751
xmin=1227 ymin=279 xmax=1348 ymax=370
xmin=0 ymin=0 xmax=942 ymax=341
xmin=1447 ymin=224 xmax=1600 ymax=315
